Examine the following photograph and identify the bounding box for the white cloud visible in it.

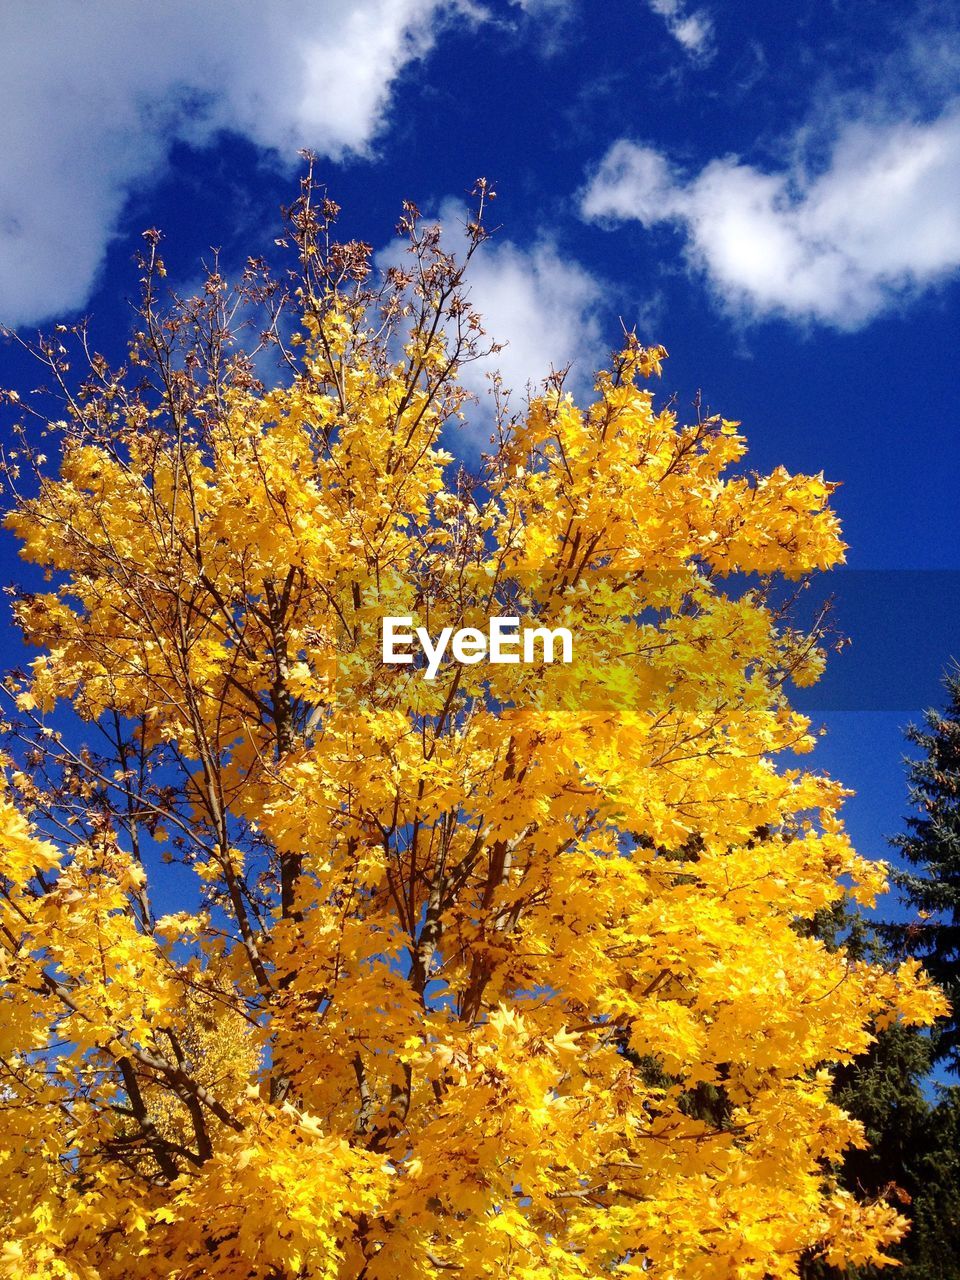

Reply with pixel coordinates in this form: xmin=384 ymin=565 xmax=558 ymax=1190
xmin=0 ymin=0 xmax=466 ymax=328
xmin=582 ymin=104 xmax=960 ymax=328
xmin=456 ymin=235 xmax=606 ymax=403
xmin=511 ymin=0 xmax=713 ymax=56
xmin=442 ymin=204 xmax=607 ymax=407
xmin=645 ymin=0 xmax=713 ymax=58
xmin=377 ymin=203 xmax=608 ymax=434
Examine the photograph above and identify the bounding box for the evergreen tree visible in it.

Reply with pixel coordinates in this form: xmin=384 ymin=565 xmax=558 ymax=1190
xmin=797 ymin=993 xmax=960 ymax=1278
xmin=799 ymin=904 xmax=960 ymax=1279
xmin=888 ymin=671 xmax=960 ymax=1069
xmin=828 ymin=1025 xmax=960 ymax=1280
xmin=796 ymin=677 xmax=960 ymax=1278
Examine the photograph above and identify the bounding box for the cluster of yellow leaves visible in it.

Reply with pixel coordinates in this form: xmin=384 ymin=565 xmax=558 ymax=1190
xmin=0 ymin=297 xmax=946 ymax=1280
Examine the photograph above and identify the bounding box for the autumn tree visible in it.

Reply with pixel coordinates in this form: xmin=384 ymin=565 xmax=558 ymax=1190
xmin=0 ymin=169 xmax=945 ymax=1280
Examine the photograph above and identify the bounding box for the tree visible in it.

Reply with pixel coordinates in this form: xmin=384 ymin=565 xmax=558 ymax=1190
xmin=797 ymin=904 xmax=960 ymax=1280
xmin=886 ymin=671 xmax=960 ymax=1070
xmin=0 ymin=169 xmax=945 ymax=1279
xmin=805 ymin=1021 xmax=960 ymax=1280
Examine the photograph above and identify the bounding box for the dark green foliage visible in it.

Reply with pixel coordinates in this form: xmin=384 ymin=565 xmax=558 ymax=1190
xmin=885 ymin=671 xmax=960 ymax=1070
xmin=907 ymin=1087 xmax=960 ymax=1279
xmin=831 ymin=1026 xmax=960 ymax=1279
xmin=800 ymin=676 xmax=960 ymax=1278
xmin=799 ymin=1019 xmax=960 ymax=1279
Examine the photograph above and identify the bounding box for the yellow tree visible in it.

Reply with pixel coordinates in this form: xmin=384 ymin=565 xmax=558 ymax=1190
xmin=0 ymin=170 xmax=945 ymax=1280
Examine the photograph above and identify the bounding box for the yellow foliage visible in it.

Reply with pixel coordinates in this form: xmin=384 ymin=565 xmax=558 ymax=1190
xmin=0 ymin=185 xmax=944 ymax=1279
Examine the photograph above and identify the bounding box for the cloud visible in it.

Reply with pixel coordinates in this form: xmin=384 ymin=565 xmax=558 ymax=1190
xmin=377 ymin=203 xmax=608 ymax=438
xmin=505 ymin=0 xmax=578 ymax=56
xmin=442 ymin=204 xmax=608 ymax=406
xmin=511 ymin=0 xmax=712 ymax=56
xmin=455 ymin=234 xmax=606 ymax=405
xmin=0 ymin=0 xmax=466 ymax=328
xmin=645 ymin=0 xmax=713 ymax=58
xmin=582 ymin=104 xmax=960 ymax=328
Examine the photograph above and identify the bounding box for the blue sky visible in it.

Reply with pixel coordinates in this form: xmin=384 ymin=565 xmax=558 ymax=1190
xmin=0 ymin=0 xmax=958 ymax=880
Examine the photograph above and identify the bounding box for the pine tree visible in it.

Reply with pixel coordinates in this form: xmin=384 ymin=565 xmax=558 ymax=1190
xmin=797 ymin=681 xmax=960 ymax=1280
xmin=908 ymin=1086 xmax=960 ymax=1279
xmin=887 ymin=671 xmax=960 ymax=1069
xmin=829 ymin=1025 xmax=960 ymax=1280
xmin=799 ymin=902 xmax=960 ymax=1280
